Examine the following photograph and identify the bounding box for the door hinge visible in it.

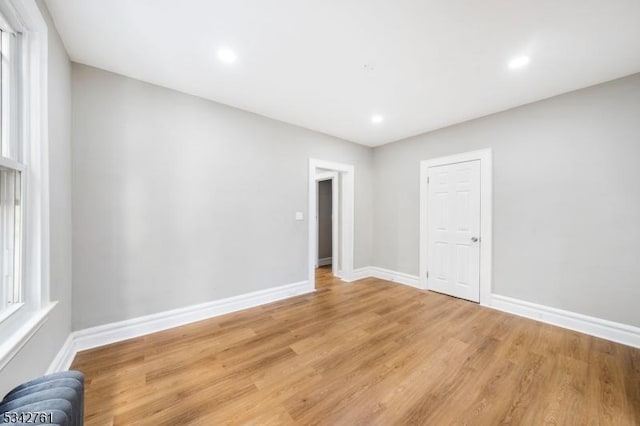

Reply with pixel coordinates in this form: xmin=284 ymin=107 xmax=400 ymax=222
xmin=427 ymin=176 xmax=430 ymax=184
xmin=426 ymin=271 xmax=429 ymax=279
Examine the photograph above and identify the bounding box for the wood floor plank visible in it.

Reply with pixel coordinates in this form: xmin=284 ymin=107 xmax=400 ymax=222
xmin=71 ymin=266 xmax=640 ymax=425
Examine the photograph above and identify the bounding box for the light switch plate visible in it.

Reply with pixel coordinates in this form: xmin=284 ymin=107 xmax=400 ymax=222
xmin=295 ymin=212 xmax=304 ymax=221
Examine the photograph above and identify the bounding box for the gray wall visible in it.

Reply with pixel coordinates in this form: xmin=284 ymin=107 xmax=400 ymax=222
xmin=373 ymin=73 xmax=640 ymax=327
xmin=71 ymin=64 xmax=373 ymax=330
xmin=72 ymin=67 xmax=640 ymax=330
xmin=317 ymin=180 xmax=332 ymax=260
xmin=0 ymin=1 xmax=72 ymax=394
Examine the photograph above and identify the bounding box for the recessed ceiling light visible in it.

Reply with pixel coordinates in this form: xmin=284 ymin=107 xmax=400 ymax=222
xmin=371 ymin=114 xmax=384 ymax=124
xmin=508 ymin=55 xmax=530 ymax=70
xmin=217 ymin=48 xmax=237 ymax=64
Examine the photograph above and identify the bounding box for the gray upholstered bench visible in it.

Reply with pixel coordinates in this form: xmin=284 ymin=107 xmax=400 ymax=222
xmin=0 ymin=371 xmax=84 ymax=426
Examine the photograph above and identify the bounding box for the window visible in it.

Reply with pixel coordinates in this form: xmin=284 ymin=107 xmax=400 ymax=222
xmin=0 ymin=11 xmax=23 ymax=317
xmin=0 ymin=0 xmax=52 ymax=369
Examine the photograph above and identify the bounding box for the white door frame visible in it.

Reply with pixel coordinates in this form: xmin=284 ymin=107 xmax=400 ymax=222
xmin=419 ymin=149 xmax=493 ymax=306
xmin=315 ymin=172 xmax=339 ymax=276
xmin=309 ymin=159 xmax=354 ymax=286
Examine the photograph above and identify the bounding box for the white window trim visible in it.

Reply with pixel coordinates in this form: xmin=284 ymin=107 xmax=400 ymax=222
xmin=0 ymin=0 xmax=56 ymax=370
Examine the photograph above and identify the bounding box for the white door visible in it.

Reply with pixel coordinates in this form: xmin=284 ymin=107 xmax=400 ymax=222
xmin=427 ymin=160 xmax=481 ymax=302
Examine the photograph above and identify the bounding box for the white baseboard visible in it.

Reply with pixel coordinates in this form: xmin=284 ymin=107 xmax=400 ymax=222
xmin=47 ymin=280 xmax=314 ymax=373
xmin=346 ymin=266 xmax=422 ymax=289
xmin=46 ymin=333 xmax=75 ymax=373
xmin=348 ymin=267 xmax=371 ymax=281
xmin=368 ymin=267 xmax=422 ymax=289
xmin=317 ymin=257 xmax=332 ymax=267
xmin=490 ymin=295 xmax=640 ymax=349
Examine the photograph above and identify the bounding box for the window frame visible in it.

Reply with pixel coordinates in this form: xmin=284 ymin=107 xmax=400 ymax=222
xmin=0 ymin=16 xmax=25 ymax=319
xmin=0 ymin=0 xmax=54 ymax=370
xmin=0 ymin=164 xmax=25 ymax=317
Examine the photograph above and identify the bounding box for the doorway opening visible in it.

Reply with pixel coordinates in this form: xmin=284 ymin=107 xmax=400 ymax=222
xmin=308 ymin=159 xmax=354 ymax=289
xmin=315 ymin=174 xmax=337 ymax=287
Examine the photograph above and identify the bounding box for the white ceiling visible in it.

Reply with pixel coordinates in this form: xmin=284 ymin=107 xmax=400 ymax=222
xmin=45 ymin=0 xmax=640 ymax=146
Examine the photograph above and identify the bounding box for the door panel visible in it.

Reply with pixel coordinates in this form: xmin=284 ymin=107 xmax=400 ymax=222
xmin=427 ymin=160 xmax=480 ymax=302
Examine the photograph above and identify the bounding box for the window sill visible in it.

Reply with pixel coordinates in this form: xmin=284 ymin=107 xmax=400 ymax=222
xmin=0 ymin=303 xmax=25 ymax=324
xmin=0 ymin=301 xmax=57 ymax=370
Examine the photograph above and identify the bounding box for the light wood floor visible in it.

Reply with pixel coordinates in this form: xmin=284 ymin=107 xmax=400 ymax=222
xmin=72 ymin=266 xmax=640 ymax=425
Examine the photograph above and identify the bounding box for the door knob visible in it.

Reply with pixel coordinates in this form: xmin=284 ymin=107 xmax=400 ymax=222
xmin=470 ymin=236 xmax=479 ymax=242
